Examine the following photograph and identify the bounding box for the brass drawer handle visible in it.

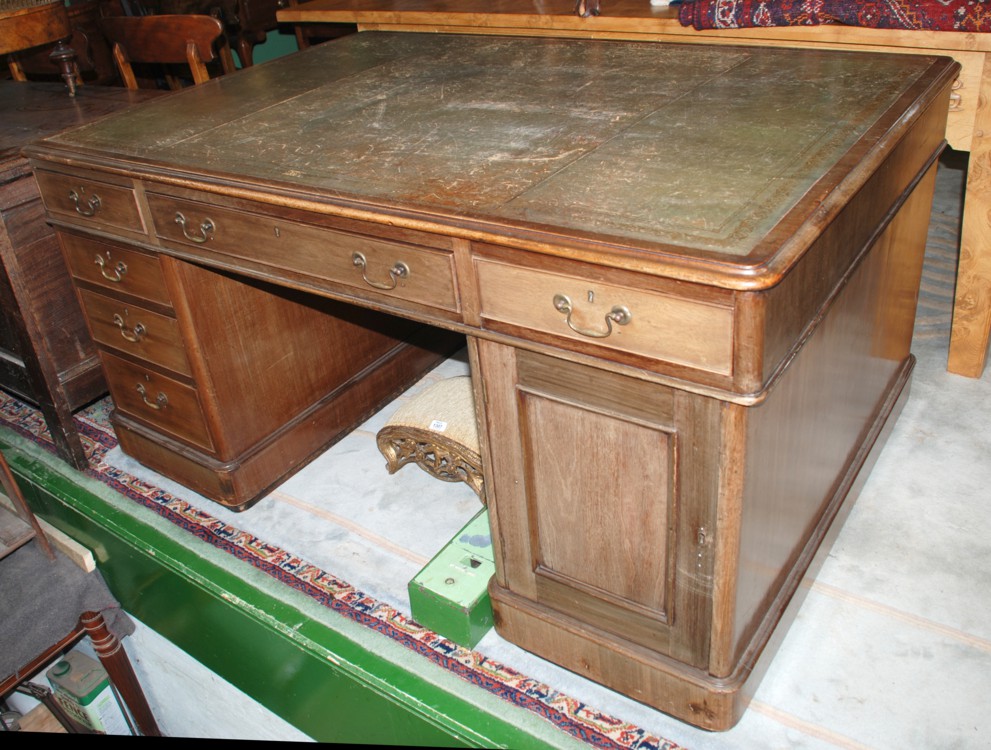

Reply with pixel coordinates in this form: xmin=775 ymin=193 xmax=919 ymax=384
xmin=352 ymin=251 xmax=410 ymax=290
xmin=135 ymin=383 xmax=168 ymax=410
xmin=94 ymin=253 xmax=128 ymax=282
xmin=112 ymin=313 xmax=146 ymax=343
xmin=68 ymin=189 xmax=101 ymax=217
xmin=552 ymin=293 xmax=632 ymax=339
xmin=174 ymin=212 xmax=215 ymax=243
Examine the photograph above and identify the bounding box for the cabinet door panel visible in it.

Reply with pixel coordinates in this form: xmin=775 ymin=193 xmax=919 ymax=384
xmin=522 ymin=389 xmax=675 ymax=604
xmin=477 ymin=339 xmax=720 ymax=666
xmin=523 ymin=390 xmax=680 ymax=645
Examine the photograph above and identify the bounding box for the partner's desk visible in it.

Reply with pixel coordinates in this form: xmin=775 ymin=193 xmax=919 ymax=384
xmin=25 ymin=33 xmax=956 ymax=729
xmin=279 ymin=0 xmax=991 ymax=380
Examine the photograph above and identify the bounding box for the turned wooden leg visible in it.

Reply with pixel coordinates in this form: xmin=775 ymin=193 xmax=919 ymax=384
xmin=47 ymin=39 xmax=79 ymax=96
xmin=948 ymin=55 xmax=991 ymax=378
xmin=80 ymin=611 xmax=161 ymax=737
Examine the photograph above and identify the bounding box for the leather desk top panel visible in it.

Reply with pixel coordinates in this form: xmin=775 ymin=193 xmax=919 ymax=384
xmin=28 ymin=33 xmax=955 ymax=281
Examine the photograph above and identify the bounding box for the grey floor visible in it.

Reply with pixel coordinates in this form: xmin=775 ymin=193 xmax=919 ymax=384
xmin=93 ymin=150 xmax=991 ymax=748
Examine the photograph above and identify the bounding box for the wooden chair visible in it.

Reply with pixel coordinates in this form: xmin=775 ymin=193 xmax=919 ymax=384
xmin=0 ymin=448 xmax=160 ymax=735
xmin=229 ymin=0 xmax=354 ymax=66
xmin=99 ymin=13 xmax=237 ymax=90
xmin=0 ymin=0 xmax=81 ymax=94
xmin=0 ymin=444 xmax=54 ymax=564
xmin=11 ymin=0 xmax=120 ymax=86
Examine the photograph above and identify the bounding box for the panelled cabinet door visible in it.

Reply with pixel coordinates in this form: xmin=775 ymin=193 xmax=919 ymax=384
xmin=476 ymin=339 xmax=722 ymax=668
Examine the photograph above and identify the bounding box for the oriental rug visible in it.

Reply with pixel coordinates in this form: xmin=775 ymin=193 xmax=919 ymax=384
xmin=678 ymin=0 xmax=991 ymax=31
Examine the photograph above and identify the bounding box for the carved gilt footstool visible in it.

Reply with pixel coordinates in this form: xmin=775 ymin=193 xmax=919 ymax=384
xmin=376 ymin=376 xmax=485 ymax=503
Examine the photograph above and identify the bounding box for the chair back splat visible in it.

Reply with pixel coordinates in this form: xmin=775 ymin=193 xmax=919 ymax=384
xmin=99 ymin=13 xmax=236 ymax=89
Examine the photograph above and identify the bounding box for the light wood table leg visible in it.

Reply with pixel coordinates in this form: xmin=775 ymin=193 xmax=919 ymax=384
xmin=948 ymin=56 xmax=991 ymax=378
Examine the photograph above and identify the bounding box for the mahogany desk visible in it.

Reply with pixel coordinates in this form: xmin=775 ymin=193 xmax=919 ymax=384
xmin=0 ymin=81 xmax=158 ymax=468
xmin=279 ymin=0 xmax=991 ymax=380
xmin=24 ymin=34 xmax=957 ymax=729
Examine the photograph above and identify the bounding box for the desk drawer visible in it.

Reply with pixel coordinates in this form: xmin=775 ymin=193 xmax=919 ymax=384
xmin=145 ymin=194 xmax=460 ymax=314
xmin=101 ymin=351 xmax=213 ymax=452
xmin=36 ymin=169 xmax=145 ymax=237
xmin=475 ymin=258 xmax=735 ymax=376
xmin=79 ymin=289 xmax=191 ymax=376
xmin=61 ymin=233 xmax=172 ymax=305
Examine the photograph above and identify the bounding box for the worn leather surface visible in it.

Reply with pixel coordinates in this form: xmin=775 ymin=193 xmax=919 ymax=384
xmin=38 ymin=33 xmax=941 ymax=258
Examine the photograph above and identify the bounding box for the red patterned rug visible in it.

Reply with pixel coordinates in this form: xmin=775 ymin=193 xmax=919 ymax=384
xmin=678 ymin=0 xmax=991 ymax=31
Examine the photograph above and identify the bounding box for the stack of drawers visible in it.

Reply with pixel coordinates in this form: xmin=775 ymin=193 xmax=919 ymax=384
xmin=36 ymin=167 xmax=460 ymax=510
xmin=59 ymin=233 xmax=210 ymax=451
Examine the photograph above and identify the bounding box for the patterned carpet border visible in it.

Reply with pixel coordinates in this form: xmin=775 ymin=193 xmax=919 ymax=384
xmin=678 ymin=0 xmax=991 ymax=32
xmin=0 ymin=393 xmax=683 ymax=750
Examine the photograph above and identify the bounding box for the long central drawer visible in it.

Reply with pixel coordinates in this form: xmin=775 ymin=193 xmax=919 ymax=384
xmin=145 ymin=192 xmax=462 ymax=316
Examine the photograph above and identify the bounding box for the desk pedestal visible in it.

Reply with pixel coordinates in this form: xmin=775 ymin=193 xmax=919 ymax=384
xmin=59 ymin=229 xmax=461 ymax=510
xmin=475 ymin=163 xmax=935 ymax=730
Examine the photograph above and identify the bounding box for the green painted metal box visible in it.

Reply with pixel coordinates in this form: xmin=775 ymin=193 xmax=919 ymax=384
xmin=408 ymin=509 xmax=494 ymax=648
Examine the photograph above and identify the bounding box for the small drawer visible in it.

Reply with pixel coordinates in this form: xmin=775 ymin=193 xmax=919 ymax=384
xmin=475 ymin=258 xmax=735 ymax=376
xmin=35 ymin=169 xmax=145 ymax=237
xmin=101 ymin=351 xmax=213 ymax=452
xmin=61 ymin=233 xmax=172 ymax=306
xmin=78 ymin=289 xmax=191 ymax=377
xmin=146 ymin=193 xmax=460 ymax=313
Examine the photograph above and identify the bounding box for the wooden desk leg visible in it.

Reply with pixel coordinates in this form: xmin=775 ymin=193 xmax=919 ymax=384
xmin=80 ymin=611 xmax=162 ymax=737
xmin=48 ymin=39 xmax=79 ymax=96
xmin=948 ymin=56 xmax=991 ymax=378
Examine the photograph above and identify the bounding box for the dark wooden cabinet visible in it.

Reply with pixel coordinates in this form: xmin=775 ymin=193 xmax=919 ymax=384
xmin=49 ymin=222 xmax=458 ymax=509
xmin=476 ymin=344 xmax=720 ymax=668
xmin=0 ymin=82 xmax=158 ymax=468
xmin=0 ymin=186 xmax=105 ymax=469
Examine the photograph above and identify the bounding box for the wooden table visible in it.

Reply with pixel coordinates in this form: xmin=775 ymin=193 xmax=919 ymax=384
xmin=0 ymin=81 xmax=158 ymax=468
xmin=277 ymin=0 xmax=991 ymax=380
xmin=24 ymin=33 xmax=957 ymax=729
